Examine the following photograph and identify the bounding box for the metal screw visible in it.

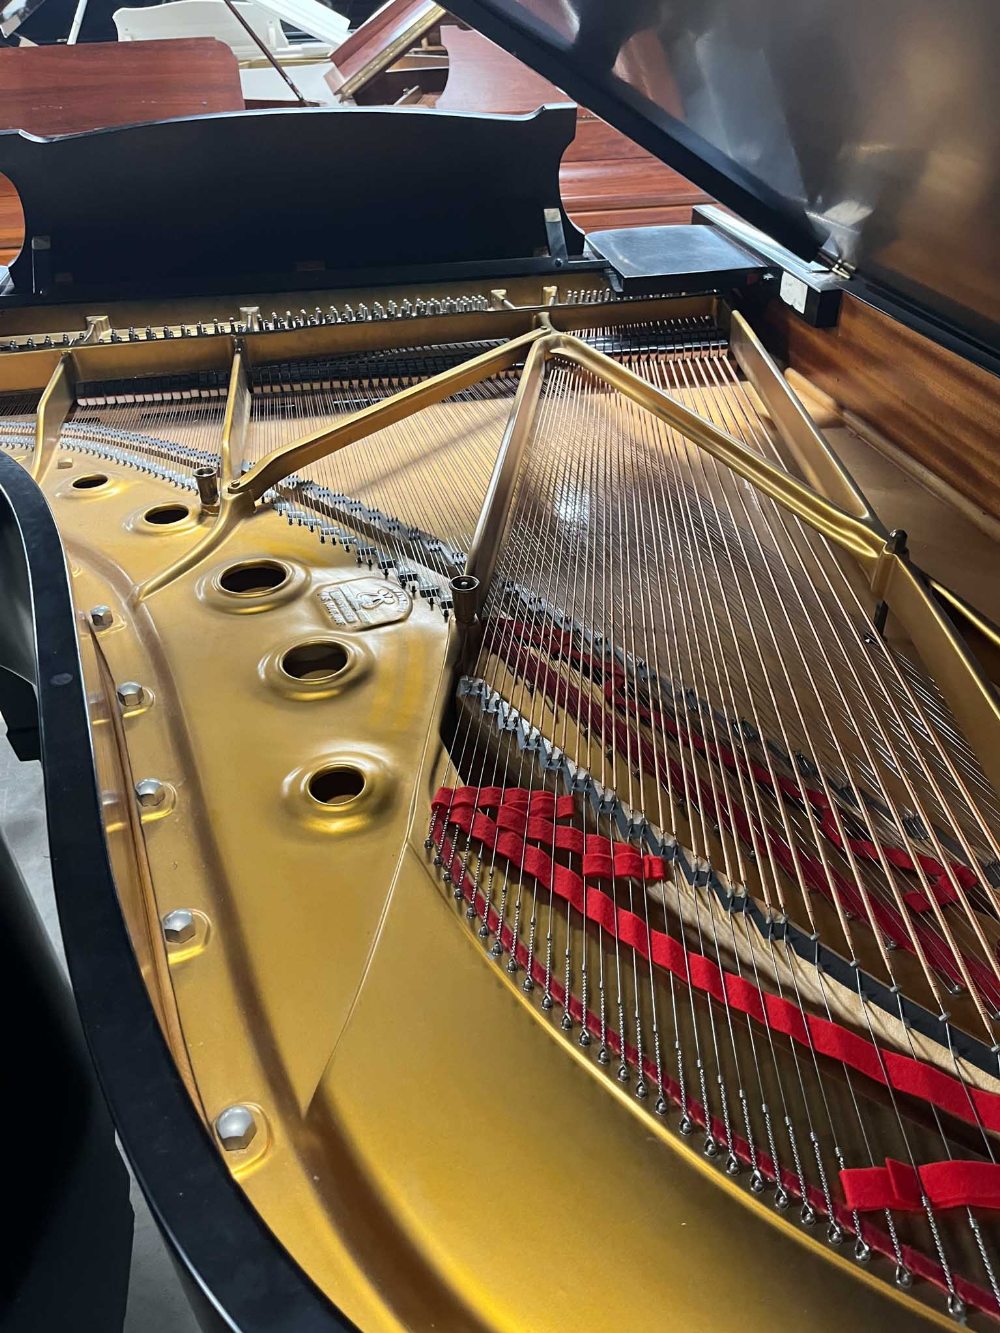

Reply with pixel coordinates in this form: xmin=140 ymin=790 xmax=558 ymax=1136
xmin=162 ymin=909 xmax=196 ymax=944
xmin=135 ymin=778 xmax=167 ymax=808
xmin=116 ymin=681 xmax=145 ymax=708
xmin=215 ymin=1104 xmax=258 ymax=1151
xmin=90 ymin=605 xmax=113 ymax=628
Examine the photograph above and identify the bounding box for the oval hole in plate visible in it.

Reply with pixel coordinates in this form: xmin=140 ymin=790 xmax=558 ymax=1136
xmin=307 ymin=765 xmax=366 ymax=806
xmin=280 ymin=641 xmax=349 ymax=682
xmin=144 ymin=502 xmax=191 ymax=525
xmin=219 ymin=560 xmax=290 ymax=595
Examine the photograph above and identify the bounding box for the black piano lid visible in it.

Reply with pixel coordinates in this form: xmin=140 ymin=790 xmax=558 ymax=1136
xmin=445 ymin=0 xmax=1000 ymax=359
xmin=0 ymin=104 xmax=588 ymax=304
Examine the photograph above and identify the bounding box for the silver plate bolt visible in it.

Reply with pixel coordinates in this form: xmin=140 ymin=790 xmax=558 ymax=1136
xmin=135 ymin=778 xmax=167 ymax=808
xmin=116 ymin=681 xmax=145 ymax=708
xmin=162 ymin=909 xmax=196 ymax=944
xmin=215 ymin=1105 xmax=257 ymax=1152
xmin=194 ymin=466 xmax=220 ymax=511
xmin=90 ymin=605 xmax=113 ymax=628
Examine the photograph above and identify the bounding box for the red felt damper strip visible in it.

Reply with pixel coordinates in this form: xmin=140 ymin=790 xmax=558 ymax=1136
xmin=430 ymin=811 xmax=1000 ymax=1321
xmin=485 ymin=636 xmax=1000 ymax=1008
xmin=434 ymin=785 xmax=576 ymax=818
xmin=841 ymin=1159 xmax=1000 ymax=1213
xmin=495 ymin=617 xmax=978 ymax=914
xmin=434 ymin=787 xmax=669 ymax=884
xmin=431 ymin=787 xmax=1000 ymax=1135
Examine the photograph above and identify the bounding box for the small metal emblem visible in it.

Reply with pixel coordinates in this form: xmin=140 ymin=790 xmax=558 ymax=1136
xmin=317 ymin=578 xmax=411 ymax=630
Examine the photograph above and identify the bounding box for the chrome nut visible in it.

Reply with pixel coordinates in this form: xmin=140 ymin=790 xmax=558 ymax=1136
xmin=135 ymin=778 xmax=167 ymax=808
xmin=161 ymin=909 xmax=196 ymax=944
xmin=215 ymin=1105 xmax=257 ymax=1152
xmin=116 ymin=681 xmax=145 ymax=708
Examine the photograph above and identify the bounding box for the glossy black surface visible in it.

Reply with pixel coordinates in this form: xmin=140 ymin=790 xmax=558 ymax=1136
xmin=585 ymin=222 xmax=769 ymax=295
xmin=0 ymin=104 xmax=582 ymax=302
xmin=0 ymin=824 xmax=133 ymax=1331
xmin=446 ymin=0 xmax=1000 ymax=354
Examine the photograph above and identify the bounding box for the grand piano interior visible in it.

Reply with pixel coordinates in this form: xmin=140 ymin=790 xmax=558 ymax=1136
xmin=1 ymin=2 xmax=999 ymax=1330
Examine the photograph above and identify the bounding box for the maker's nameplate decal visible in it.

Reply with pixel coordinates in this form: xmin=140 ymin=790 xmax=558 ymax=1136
xmin=317 ymin=578 xmax=412 ymax=629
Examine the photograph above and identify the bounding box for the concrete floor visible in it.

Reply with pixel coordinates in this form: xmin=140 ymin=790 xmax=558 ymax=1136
xmin=0 ymin=732 xmax=201 ymax=1333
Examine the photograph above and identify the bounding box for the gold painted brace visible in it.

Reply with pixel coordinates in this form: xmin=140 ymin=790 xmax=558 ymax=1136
xmin=41 ymin=307 xmax=1000 ymax=794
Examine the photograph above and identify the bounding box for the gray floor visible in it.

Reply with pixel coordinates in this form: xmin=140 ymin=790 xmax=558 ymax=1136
xmin=0 ymin=731 xmax=200 ymax=1332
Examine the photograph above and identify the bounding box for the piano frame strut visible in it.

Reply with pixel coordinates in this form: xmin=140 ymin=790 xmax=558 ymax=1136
xmin=22 ymin=300 xmax=1000 ymax=797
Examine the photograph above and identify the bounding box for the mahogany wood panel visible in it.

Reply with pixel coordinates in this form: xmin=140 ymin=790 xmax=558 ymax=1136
xmin=570 ymin=204 xmax=694 ymax=232
xmin=0 ymin=185 xmax=24 ymax=267
xmin=563 ymin=112 xmax=650 ymax=163
xmin=563 ymin=156 xmax=707 ymax=213
xmin=0 ymin=39 xmax=244 ymax=135
xmin=0 ymin=39 xmax=244 ymax=265
xmin=434 ymin=20 xmax=566 ymax=113
xmin=328 ymin=0 xmax=442 ymax=90
xmin=434 ymin=22 xmax=711 ymax=233
xmin=760 ymin=294 xmax=1000 ymax=523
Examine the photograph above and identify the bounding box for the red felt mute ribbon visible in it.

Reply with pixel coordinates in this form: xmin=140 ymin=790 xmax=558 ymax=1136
xmin=841 ymin=1158 xmax=1000 ymax=1213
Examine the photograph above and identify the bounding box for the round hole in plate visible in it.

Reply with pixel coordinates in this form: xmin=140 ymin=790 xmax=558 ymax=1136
xmin=219 ymin=560 xmax=290 ymax=596
xmin=144 ymin=502 xmax=191 ymax=525
xmin=280 ymin=640 xmax=349 ymax=682
xmin=72 ymin=473 xmax=109 ymax=490
xmin=308 ymin=765 xmax=366 ymax=806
